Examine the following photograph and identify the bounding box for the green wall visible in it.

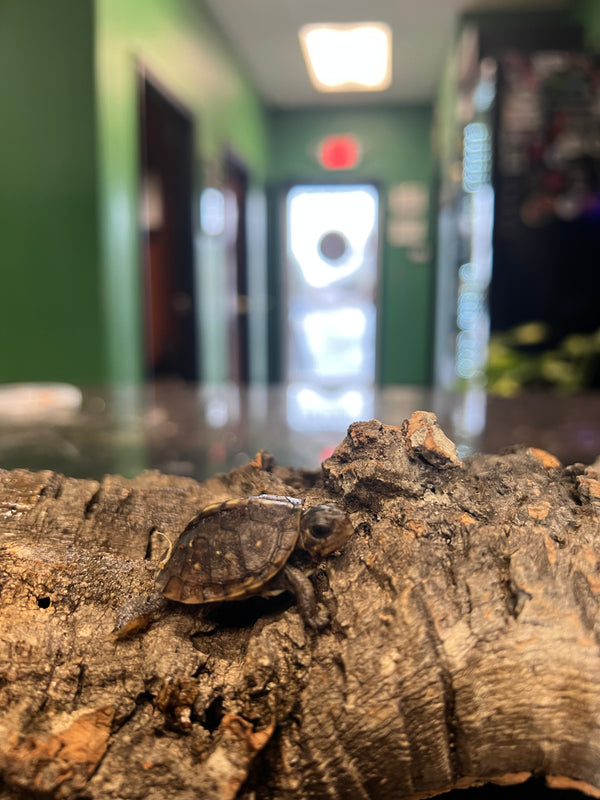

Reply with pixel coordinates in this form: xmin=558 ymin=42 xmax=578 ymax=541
xmin=95 ymin=0 xmax=270 ymax=383
xmin=0 ymin=0 xmax=269 ymax=386
xmin=268 ymin=106 xmax=434 ymax=385
xmin=0 ymin=0 xmax=102 ymax=383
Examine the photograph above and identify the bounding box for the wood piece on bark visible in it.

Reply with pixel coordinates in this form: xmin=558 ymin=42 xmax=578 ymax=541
xmin=0 ymin=413 xmax=600 ymax=800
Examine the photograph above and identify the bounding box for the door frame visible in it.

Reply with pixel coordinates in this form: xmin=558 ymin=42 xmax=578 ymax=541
xmin=137 ymin=63 xmax=199 ymax=381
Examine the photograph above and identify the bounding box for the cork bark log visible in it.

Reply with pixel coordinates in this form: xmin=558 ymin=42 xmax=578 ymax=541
xmin=1 ymin=412 xmax=600 ymax=800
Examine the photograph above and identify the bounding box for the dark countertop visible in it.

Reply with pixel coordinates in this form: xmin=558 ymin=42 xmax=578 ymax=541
xmin=0 ymin=382 xmax=598 ymax=482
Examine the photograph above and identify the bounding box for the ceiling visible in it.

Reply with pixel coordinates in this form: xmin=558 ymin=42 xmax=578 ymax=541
xmin=204 ymin=0 xmax=568 ymax=108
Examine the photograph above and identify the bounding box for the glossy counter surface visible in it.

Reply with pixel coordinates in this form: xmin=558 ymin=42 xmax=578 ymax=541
xmin=0 ymin=382 xmax=598 ymax=481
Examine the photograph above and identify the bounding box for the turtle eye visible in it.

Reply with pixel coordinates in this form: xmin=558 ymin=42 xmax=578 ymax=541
xmin=309 ymin=522 xmax=332 ymax=539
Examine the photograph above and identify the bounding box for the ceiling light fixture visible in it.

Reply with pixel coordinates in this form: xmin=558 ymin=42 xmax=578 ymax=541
xmin=299 ymin=22 xmax=392 ymax=93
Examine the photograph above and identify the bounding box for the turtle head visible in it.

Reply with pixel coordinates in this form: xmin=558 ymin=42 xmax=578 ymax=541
xmin=298 ymin=503 xmax=353 ymax=558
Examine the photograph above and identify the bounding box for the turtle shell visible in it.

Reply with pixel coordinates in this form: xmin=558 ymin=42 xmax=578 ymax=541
xmin=156 ymin=495 xmax=303 ymax=604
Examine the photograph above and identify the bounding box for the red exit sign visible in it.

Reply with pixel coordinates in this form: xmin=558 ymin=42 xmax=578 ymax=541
xmin=318 ymin=134 xmax=362 ymax=170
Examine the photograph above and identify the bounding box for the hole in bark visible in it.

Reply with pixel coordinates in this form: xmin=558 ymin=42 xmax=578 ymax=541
xmin=135 ymin=691 xmax=155 ymax=709
xmin=37 ymin=596 xmax=51 ymax=609
xmin=204 ymin=695 xmax=224 ymax=732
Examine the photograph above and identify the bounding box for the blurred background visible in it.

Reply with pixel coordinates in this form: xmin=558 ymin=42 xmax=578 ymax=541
xmin=1 ymin=0 xmax=599 ymax=479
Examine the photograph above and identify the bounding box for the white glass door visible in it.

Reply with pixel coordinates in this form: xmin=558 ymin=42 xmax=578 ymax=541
xmin=285 ymin=184 xmax=379 ymax=429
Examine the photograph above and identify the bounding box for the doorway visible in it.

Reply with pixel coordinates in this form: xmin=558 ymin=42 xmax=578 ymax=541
xmin=138 ymin=74 xmax=198 ymax=381
xmin=284 ymin=184 xmax=380 ymax=428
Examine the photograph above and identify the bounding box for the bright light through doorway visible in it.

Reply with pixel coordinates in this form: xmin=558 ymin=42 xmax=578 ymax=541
xmin=288 ymin=187 xmax=377 ymax=289
xmin=285 ymin=184 xmax=379 ymax=430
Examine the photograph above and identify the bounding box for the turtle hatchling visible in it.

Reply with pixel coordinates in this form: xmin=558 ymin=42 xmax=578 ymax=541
xmin=114 ymin=494 xmax=353 ymax=637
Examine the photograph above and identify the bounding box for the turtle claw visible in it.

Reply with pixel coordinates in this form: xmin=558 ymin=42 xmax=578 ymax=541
xmin=306 ymin=607 xmax=331 ymax=632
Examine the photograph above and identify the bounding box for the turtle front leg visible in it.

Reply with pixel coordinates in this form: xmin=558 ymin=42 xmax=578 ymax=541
xmin=278 ymin=564 xmax=330 ymax=631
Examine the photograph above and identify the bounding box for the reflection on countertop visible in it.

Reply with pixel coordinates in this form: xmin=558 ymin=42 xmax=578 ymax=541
xmin=0 ymin=381 xmax=598 ymax=481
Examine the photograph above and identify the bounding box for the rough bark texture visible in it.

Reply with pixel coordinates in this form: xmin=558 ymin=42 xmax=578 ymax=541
xmin=1 ymin=412 xmax=600 ymax=800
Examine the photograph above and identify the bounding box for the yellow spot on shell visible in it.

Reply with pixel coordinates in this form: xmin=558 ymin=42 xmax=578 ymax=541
xmin=255 ymin=540 xmax=262 ymax=548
